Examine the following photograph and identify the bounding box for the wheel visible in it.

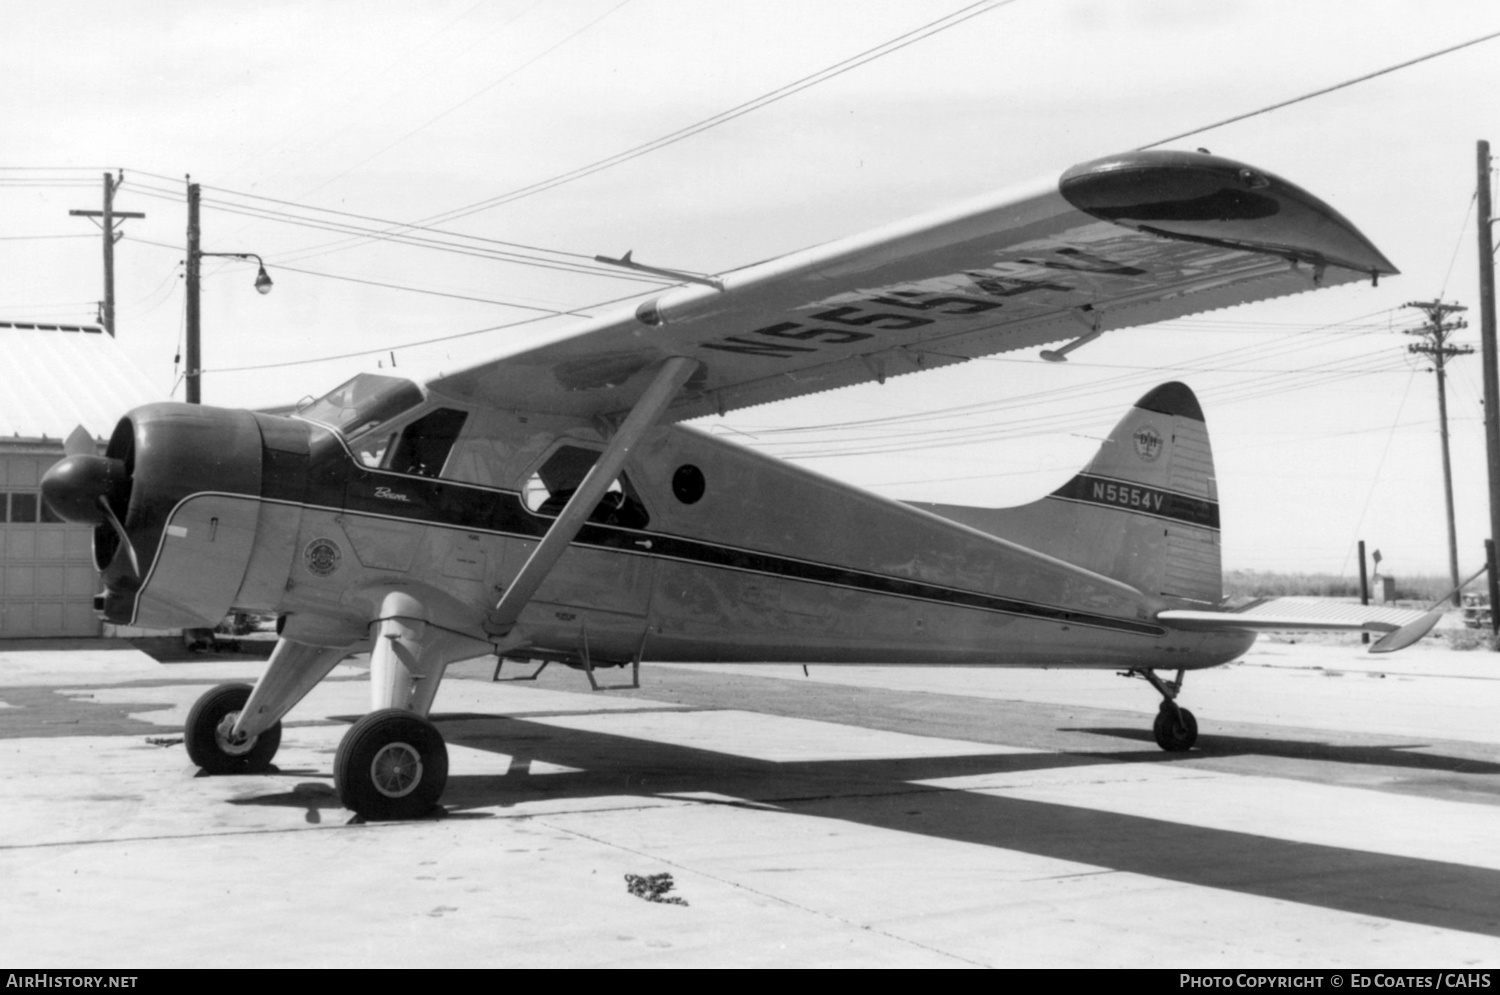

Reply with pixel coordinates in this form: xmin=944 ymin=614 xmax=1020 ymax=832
xmin=1152 ymin=703 xmax=1198 ymax=752
xmin=334 ymin=709 xmax=449 ymax=820
xmin=184 ymin=682 xmax=282 ymax=773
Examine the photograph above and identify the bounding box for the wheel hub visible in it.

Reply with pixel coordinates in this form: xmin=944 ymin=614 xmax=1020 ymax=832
xmin=213 ymin=712 xmax=257 ymax=757
xmin=369 ymin=741 xmax=424 ymax=798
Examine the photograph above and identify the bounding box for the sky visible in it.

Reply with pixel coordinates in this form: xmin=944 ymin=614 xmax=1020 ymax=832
xmin=4 ymin=0 xmax=1500 ymax=579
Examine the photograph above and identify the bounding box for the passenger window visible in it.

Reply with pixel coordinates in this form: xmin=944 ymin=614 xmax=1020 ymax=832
xmin=523 ymin=445 xmax=649 ymax=528
xmin=387 ymin=408 xmax=468 ymax=478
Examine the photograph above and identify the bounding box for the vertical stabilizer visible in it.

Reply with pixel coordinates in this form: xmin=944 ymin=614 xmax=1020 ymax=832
xmin=911 ymin=382 xmax=1222 ymax=604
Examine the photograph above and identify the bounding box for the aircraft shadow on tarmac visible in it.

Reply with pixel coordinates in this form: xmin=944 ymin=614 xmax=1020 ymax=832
xmin=224 ymin=711 xmax=1500 ymax=938
xmin=1070 ymin=727 xmax=1500 ymax=776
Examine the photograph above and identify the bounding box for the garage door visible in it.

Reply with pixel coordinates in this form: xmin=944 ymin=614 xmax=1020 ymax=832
xmin=1 ymin=452 xmax=100 ymax=637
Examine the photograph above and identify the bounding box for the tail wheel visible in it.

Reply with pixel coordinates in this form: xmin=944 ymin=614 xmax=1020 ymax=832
xmin=1153 ymin=703 xmax=1198 ymax=752
xmin=334 ymin=709 xmax=448 ymax=821
xmin=184 ymin=682 xmax=282 ymax=773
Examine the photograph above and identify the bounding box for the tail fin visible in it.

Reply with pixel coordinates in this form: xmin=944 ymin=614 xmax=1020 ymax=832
xmin=913 ymin=382 xmax=1221 ymax=604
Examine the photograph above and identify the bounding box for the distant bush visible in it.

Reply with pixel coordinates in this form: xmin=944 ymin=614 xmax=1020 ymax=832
xmin=1222 ymin=570 xmax=1457 ymax=602
xmin=1444 ymin=627 xmax=1500 ymax=652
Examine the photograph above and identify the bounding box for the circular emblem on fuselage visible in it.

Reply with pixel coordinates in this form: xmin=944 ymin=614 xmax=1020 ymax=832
xmin=304 ymin=538 xmax=342 ymax=577
xmin=1133 ymin=425 xmax=1163 ymax=462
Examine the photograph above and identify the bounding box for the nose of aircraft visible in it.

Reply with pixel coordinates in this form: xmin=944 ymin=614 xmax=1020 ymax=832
xmin=38 ymin=402 xmax=275 ymax=625
xmin=41 ymin=454 xmax=130 ymax=526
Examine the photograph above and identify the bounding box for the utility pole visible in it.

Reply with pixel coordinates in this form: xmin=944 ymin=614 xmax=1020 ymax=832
xmin=183 ymin=178 xmax=273 ymax=405
xmin=69 ymin=172 xmax=144 ymax=338
xmin=185 ymin=181 xmax=201 ymax=403
xmin=1404 ymin=299 xmax=1473 ymax=607
xmin=1477 ymin=141 xmax=1500 ymax=635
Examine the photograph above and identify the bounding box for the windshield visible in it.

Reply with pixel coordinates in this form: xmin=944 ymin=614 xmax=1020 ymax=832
xmin=296 ymin=373 xmax=424 ymax=437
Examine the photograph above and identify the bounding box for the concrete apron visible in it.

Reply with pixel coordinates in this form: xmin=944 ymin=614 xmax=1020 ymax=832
xmin=0 ymin=639 xmax=1498 ymax=967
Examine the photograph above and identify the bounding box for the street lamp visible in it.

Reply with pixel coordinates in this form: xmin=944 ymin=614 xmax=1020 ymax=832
xmin=200 ymin=252 xmax=274 ymax=296
xmin=184 ymin=181 xmax=273 ymax=404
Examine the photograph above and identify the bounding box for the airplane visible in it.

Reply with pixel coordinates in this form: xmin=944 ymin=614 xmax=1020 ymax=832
xmin=40 ymin=149 xmax=1443 ymax=821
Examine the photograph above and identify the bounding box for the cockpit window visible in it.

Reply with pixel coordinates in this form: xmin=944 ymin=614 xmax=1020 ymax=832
xmin=296 ymin=373 xmax=424 ymax=437
xmin=352 ymin=432 xmax=395 ymax=469
xmin=387 ymin=408 xmax=468 ymax=478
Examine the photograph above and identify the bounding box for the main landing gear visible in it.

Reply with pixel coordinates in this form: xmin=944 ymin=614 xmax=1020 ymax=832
xmin=181 ymin=592 xmax=487 ymax=822
xmin=1124 ymin=668 xmax=1198 ymax=752
xmin=185 ymin=681 xmax=448 ymax=820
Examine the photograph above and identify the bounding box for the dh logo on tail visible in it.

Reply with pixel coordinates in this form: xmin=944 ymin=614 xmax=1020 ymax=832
xmin=1133 ymin=425 xmax=1163 ymax=462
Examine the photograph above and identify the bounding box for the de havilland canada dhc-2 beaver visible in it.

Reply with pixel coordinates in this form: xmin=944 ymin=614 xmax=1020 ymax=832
xmin=42 ymin=150 xmax=1442 ymax=820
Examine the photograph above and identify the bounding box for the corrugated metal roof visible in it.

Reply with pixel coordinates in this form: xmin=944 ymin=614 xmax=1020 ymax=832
xmin=0 ymin=327 xmax=165 ymax=442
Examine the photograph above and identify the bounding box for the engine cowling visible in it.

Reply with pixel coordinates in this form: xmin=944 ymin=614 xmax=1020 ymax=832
xmin=42 ymin=403 xmax=276 ymax=628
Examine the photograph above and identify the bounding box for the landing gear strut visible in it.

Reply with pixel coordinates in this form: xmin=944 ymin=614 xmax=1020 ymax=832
xmin=1125 ymin=668 xmax=1198 ymax=752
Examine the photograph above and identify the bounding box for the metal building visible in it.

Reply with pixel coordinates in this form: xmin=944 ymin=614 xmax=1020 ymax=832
xmin=0 ymin=326 xmax=163 ymax=637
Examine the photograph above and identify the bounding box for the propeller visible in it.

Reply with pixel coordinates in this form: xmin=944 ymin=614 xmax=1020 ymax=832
xmin=93 ymin=493 xmax=140 ymax=578
xmin=40 ymin=451 xmax=139 ymax=580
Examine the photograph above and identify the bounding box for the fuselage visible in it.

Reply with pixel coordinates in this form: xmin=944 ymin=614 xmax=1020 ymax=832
xmin=51 ymin=374 xmax=1254 ymax=671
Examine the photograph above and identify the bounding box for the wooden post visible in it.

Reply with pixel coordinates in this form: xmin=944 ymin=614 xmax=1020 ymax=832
xmin=1476 ymin=142 xmax=1500 ymax=640
xmin=1358 ymin=540 xmax=1370 ymax=645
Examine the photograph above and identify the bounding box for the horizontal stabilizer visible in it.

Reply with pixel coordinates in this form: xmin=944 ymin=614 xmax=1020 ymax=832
xmin=1157 ymin=598 xmax=1443 ymax=654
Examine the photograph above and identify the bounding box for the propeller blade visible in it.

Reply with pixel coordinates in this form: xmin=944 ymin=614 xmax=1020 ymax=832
xmin=95 ymin=494 xmax=139 ymax=578
xmin=63 ymin=425 xmax=95 ymax=458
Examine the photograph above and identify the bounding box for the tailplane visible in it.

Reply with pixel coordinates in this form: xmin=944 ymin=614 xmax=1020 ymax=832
xmin=913 ymin=381 xmax=1221 ymax=604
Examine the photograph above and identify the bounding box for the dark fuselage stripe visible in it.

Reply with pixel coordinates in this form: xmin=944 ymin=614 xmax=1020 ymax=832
xmin=248 ymin=439 xmax=1167 ymax=638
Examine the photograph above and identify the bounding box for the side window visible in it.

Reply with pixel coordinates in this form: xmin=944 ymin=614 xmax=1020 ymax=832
xmin=352 ymin=432 xmax=395 ymax=469
xmin=523 ymin=445 xmax=649 ymax=529
xmin=386 ymin=408 xmax=469 ymax=478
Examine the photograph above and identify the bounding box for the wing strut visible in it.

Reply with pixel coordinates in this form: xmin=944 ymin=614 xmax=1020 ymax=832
xmin=485 ymin=355 xmax=701 ymax=638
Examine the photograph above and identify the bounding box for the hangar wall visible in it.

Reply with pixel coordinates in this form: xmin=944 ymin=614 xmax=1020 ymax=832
xmin=1 ymin=444 xmax=99 ymax=637
xmin=0 ymin=324 xmax=167 ymax=638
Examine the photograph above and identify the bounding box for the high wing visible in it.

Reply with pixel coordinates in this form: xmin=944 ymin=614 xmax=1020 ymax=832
xmin=429 ymin=149 xmax=1396 ymax=422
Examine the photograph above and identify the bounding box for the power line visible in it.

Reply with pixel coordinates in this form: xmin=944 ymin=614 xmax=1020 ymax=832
xmin=261 ymin=260 xmax=602 ymax=316
xmin=129 ymin=235 xmax=617 ymax=317
xmin=1339 ymin=369 xmax=1421 ymax=576
xmin=121 ymin=178 xmax=671 ymax=285
xmin=293 ymin=0 xmax=633 ymax=203
xmin=201 ymin=288 xmax=658 ymax=374
xmin=1440 ymin=190 xmax=1479 ymax=299
xmin=213 ymin=0 xmax=505 ymax=190
xmin=422 ymin=1 xmax=1013 ymax=228
xmin=264 ymin=0 xmax=1013 ymax=265
xmin=1139 ymin=27 xmax=1500 ymax=150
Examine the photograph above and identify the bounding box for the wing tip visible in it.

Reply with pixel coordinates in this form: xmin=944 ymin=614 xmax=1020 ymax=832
xmin=1369 ymin=610 xmax=1445 ymax=654
xmin=1059 ymin=149 xmax=1398 ymax=278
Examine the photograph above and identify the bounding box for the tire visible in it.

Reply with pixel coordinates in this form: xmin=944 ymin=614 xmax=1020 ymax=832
xmin=334 ymin=709 xmax=449 ymax=821
xmin=1152 ymin=703 xmax=1198 ymax=752
xmin=184 ymin=682 xmax=282 ymax=773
